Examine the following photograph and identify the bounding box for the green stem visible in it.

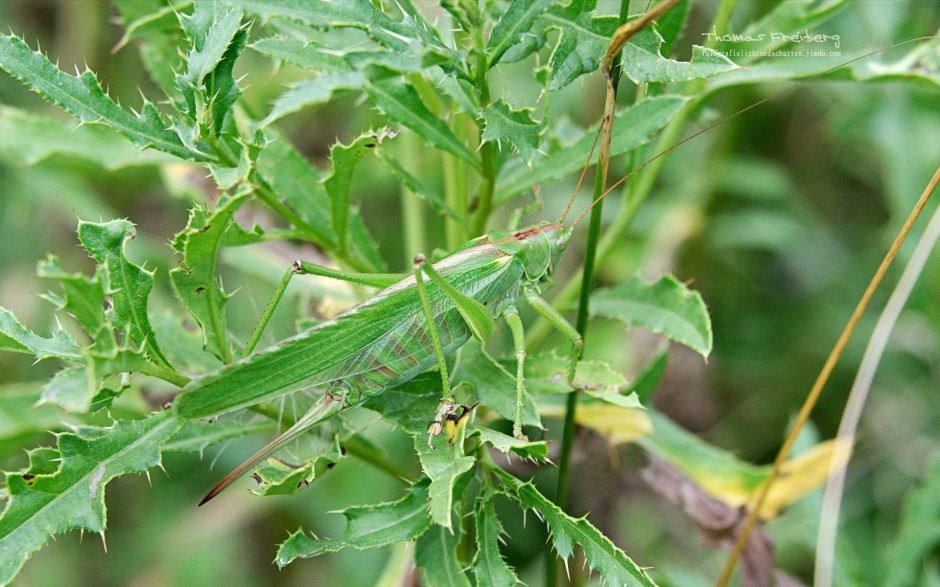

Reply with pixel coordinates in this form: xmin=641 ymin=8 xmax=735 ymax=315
xmin=139 ymin=362 xmax=190 ymax=388
xmin=551 ymin=1 xmax=631 ymax=584
xmin=472 ymin=51 xmax=496 ymax=235
xmin=400 ymin=131 xmax=428 ymax=264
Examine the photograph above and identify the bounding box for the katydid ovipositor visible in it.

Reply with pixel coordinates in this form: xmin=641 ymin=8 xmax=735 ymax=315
xmin=176 ymin=221 xmax=584 ymax=505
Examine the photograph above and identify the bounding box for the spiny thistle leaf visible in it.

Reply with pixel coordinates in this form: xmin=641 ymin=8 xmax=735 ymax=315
xmin=36 ymin=256 xmax=110 ymax=346
xmin=0 ymin=308 xmax=81 ymax=362
xmin=487 ymin=0 xmax=558 ymax=68
xmin=415 ymin=518 xmax=472 ymax=587
xmin=177 ymin=0 xmax=248 ymax=134
xmin=170 ymin=194 xmax=249 ymax=362
xmin=0 ymin=412 xmax=181 ymax=585
xmin=324 ymin=131 xmax=390 ymax=255
xmin=0 ymin=34 xmax=206 ymax=161
xmin=476 ymin=428 xmax=550 ymax=462
xmin=481 ymin=99 xmax=543 ymax=165
xmin=276 ymin=481 xmax=432 ymax=566
xmin=495 ymin=469 xmax=657 ymax=586
xmin=78 ymin=220 xmax=172 ymax=367
xmin=365 ymin=79 xmax=479 ymax=168
xmin=620 ymin=28 xmax=739 ymax=84
xmin=544 ymin=2 xmax=618 ymax=91
xmin=414 ymin=419 xmax=475 ymax=530
xmin=472 ymin=493 xmax=520 ymax=587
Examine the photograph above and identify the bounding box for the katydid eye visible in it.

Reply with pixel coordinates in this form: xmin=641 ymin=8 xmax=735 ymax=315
xmin=556 ymin=238 xmax=567 ymax=251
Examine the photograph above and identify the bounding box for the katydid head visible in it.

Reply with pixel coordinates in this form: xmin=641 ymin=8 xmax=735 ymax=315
xmin=494 ymin=222 xmax=571 ymax=282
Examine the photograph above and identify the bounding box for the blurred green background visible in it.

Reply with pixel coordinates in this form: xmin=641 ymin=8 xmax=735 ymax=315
xmin=0 ymin=1 xmax=938 ymax=585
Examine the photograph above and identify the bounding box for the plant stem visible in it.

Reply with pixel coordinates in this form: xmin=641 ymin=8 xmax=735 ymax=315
xmin=472 ymin=51 xmax=496 ymax=235
xmin=551 ymin=1 xmax=631 ymax=585
xmin=399 ymin=131 xmax=428 ymax=265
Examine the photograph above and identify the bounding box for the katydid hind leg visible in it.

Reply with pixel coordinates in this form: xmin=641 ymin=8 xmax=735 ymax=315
xmin=198 ymin=390 xmax=346 ymax=506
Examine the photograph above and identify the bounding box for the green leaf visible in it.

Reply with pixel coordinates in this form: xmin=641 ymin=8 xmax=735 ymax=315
xmin=249 ymin=436 xmax=343 ymax=496
xmin=0 ymin=308 xmax=82 ymax=362
xmin=654 ymin=0 xmax=689 ymax=55
xmin=0 ymin=412 xmax=180 ymax=585
xmin=454 ymin=341 xmax=541 ymax=429
xmin=495 ymin=469 xmax=656 ymax=586
xmin=36 ymin=256 xmax=108 ymax=343
xmin=227 ymin=0 xmax=412 ymax=51
xmin=0 ymin=384 xmax=80 ymax=460
xmin=365 ymin=79 xmax=479 ymax=168
xmin=621 ymin=28 xmax=738 ymax=84
xmin=249 ymin=38 xmax=353 ymax=73
xmin=325 ymin=131 xmax=386 ymax=255
xmin=481 ymin=100 xmax=543 ymax=165
xmin=0 ymin=106 xmax=176 ymax=169
xmin=363 ymin=374 xmax=443 ymax=435
xmin=164 ymin=419 xmax=276 ymax=454
xmin=415 ymin=521 xmax=472 ymax=587
xmin=414 ymin=424 xmax=475 ymax=530
xmin=543 ymin=5 xmax=618 ymax=91
xmin=177 ymin=0 xmax=248 ymax=134
xmin=78 ymin=220 xmax=172 ymax=366
xmin=523 ymin=352 xmax=638 ymax=408
xmin=170 ymin=195 xmax=248 ymax=362
xmin=0 ymin=35 xmax=206 ymax=161
xmin=590 ymin=274 xmax=712 ymax=357
xmin=262 ymin=72 xmax=365 ymax=125
xmin=39 ymin=366 xmax=96 ymax=414
xmin=472 ymin=493 xmax=520 ymax=587
xmin=496 ymin=96 xmax=687 ymax=202
xmin=275 ymin=481 xmax=432 ymax=566
xmin=255 ymin=136 xmax=336 ymax=245
xmin=476 ymin=428 xmax=549 ymax=462
xmin=487 ymin=0 xmax=557 ymax=68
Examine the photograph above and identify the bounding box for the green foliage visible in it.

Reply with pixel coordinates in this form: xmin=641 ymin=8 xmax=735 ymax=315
xmin=276 ymin=481 xmax=433 ymax=565
xmin=0 ymin=412 xmax=180 ymax=585
xmin=590 ymin=274 xmax=713 ymax=357
xmin=0 ymin=0 xmax=935 ymax=584
xmin=496 ymin=468 xmax=656 ymax=586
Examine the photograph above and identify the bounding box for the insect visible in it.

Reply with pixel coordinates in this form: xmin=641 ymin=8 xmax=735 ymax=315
xmin=177 ymin=220 xmax=586 ymax=504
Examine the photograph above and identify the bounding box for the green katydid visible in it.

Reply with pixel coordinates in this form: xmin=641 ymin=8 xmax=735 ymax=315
xmin=178 ymin=217 xmax=590 ymax=505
